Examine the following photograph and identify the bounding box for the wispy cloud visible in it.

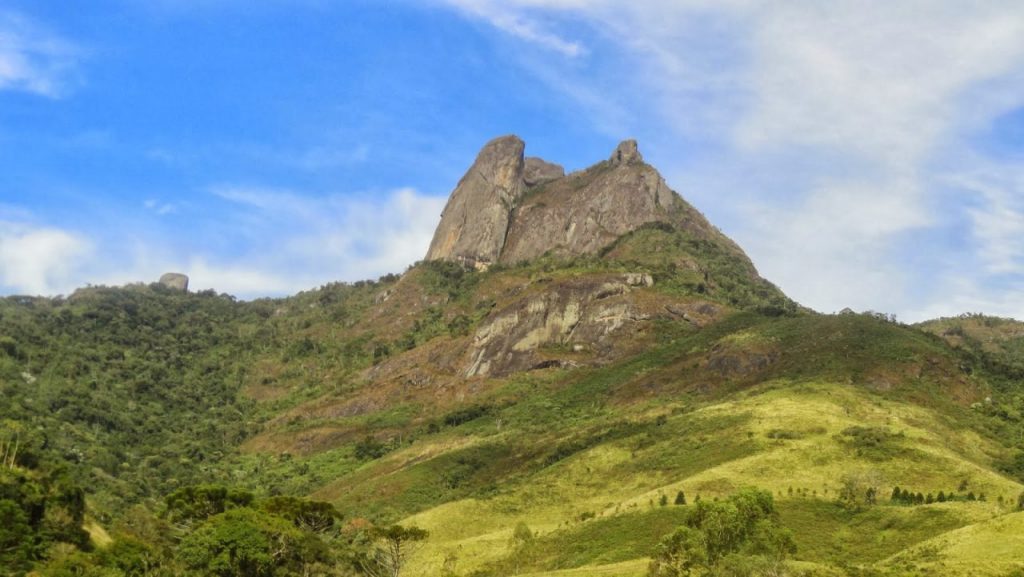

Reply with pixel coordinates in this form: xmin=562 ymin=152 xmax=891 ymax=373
xmin=952 ymin=161 xmax=1024 ymax=276
xmin=0 ymin=186 xmax=446 ymax=298
xmin=441 ymin=0 xmax=1024 ymax=320
xmin=206 ymin=185 xmax=446 ymax=295
xmin=0 ymin=11 xmax=79 ymax=97
xmin=440 ymin=0 xmax=585 ymax=57
xmin=144 ymin=199 xmax=178 ymax=216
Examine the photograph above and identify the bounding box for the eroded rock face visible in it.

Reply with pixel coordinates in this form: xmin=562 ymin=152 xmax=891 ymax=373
xmin=426 ymin=136 xmax=738 ymax=266
xmin=466 ymin=273 xmax=654 ymax=377
xmin=159 ymin=273 xmax=189 ymax=291
xmin=425 ymin=135 xmax=526 ymax=268
xmin=500 ymin=157 xmax=683 ymax=263
xmin=523 ymin=157 xmax=565 ymax=187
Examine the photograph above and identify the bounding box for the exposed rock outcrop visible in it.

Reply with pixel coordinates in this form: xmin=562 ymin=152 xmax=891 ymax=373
xmin=159 ymin=272 xmax=189 ymax=291
xmin=424 ymin=135 xmax=525 ymax=268
xmin=465 ymin=273 xmax=655 ymax=377
xmin=425 ymin=135 xmax=749 ymax=267
xmin=523 ymin=157 xmax=565 ymax=187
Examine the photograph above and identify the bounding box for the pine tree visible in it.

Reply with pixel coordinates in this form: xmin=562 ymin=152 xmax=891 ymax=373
xmin=925 ymin=493 xmax=934 ymax=504
xmin=937 ymin=491 xmax=946 ymax=503
xmin=674 ymin=491 xmax=686 ymax=506
xmin=891 ymin=486 xmax=901 ymax=502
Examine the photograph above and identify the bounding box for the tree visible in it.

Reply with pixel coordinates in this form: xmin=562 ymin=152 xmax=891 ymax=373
xmin=648 ymin=526 xmax=707 ymax=577
xmin=176 ymin=508 xmax=324 ymax=577
xmin=164 ymin=485 xmax=254 ymax=528
xmin=0 ymin=499 xmax=34 ymax=572
xmin=650 ymin=487 xmax=793 ymax=577
xmin=660 ymin=494 xmax=669 ymax=507
xmin=358 ymin=524 xmax=428 ymax=577
xmin=837 ymin=470 xmax=883 ymax=509
xmin=258 ymin=495 xmax=341 ymax=534
xmin=675 ymin=491 xmax=687 ymax=506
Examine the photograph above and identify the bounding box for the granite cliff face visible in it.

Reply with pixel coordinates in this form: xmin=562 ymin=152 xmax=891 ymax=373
xmin=424 ymin=135 xmax=527 ymax=267
xmin=426 ymin=135 xmax=747 ymax=268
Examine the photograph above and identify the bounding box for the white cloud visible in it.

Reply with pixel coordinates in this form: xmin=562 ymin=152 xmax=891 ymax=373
xmin=0 ymin=11 xmax=79 ymax=97
xmin=441 ymin=0 xmax=1024 ymax=318
xmin=0 ymin=222 xmax=93 ymax=295
xmin=205 ymin=186 xmax=446 ymax=296
xmin=0 ymin=186 xmax=445 ymax=299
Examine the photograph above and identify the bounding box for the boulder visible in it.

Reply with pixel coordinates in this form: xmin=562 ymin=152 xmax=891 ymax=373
xmin=159 ymin=272 xmax=189 ymax=291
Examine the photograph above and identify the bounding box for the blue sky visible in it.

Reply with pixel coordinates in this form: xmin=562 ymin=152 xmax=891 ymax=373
xmin=1 ymin=1 xmax=1023 ymax=322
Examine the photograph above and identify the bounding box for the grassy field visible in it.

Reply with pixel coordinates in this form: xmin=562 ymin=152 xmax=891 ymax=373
xmin=368 ymin=379 xmax=1024 ymax=577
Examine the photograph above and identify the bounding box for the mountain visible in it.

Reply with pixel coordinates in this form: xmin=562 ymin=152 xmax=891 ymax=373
xmin=427 ymin=136 xmax=748 ymax=269
xmin=1 ymin=137 xmax=1023 ymax=577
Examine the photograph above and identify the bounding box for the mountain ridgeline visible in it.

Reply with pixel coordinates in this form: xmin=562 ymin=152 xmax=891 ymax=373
xmin=2 ymin=136 xmax=1024 ymax=577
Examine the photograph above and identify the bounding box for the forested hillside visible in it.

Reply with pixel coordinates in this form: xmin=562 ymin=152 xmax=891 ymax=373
xmin=3 ymin=138 xmax=1024 ymax=576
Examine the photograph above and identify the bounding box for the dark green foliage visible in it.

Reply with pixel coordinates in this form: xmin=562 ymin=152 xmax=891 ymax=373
xmin=648 ymin=488 xmax=795 ymax=577
xmin=675 ymin=491 xmax=687 ymax=506
xmin=765 ymin=429 xmax=802 ymax=440
xmin=648 ymin=526 xmax=706 ymax=577
xmin=96 ymin=536 xmax=167 ymax=576
xmin=0 ymin=287 xmax=265 ymax=514
xmin=0 ymin=467 xmax=90 ymax=572
xmin=0 ymin=497 xmax=35 ymax=572
xmin=442 ymin=404 xmax=493 ymax=427
xmin=837 ymin=426 xmax=906 ymax=460
xmin=258 ymin=496 xmax=341 ymax=534
xmin=354 ymin=436 xmax=390 ymax=461
xmin=177 ymin=507 xmax=326 ymax=577
xmin=164 ymin=485 xmax=255 ymax=526
xmin=418 ymin=260 xmax=479 ymax=301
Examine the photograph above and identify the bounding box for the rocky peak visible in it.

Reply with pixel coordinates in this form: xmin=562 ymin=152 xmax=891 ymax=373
xmin=609 ymin=139 xmax=642 ymax=165
xmin=424 ymin=135 xmax=525 ymax=268
xmin=426 ymin=135 xmax=741 ymax=268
